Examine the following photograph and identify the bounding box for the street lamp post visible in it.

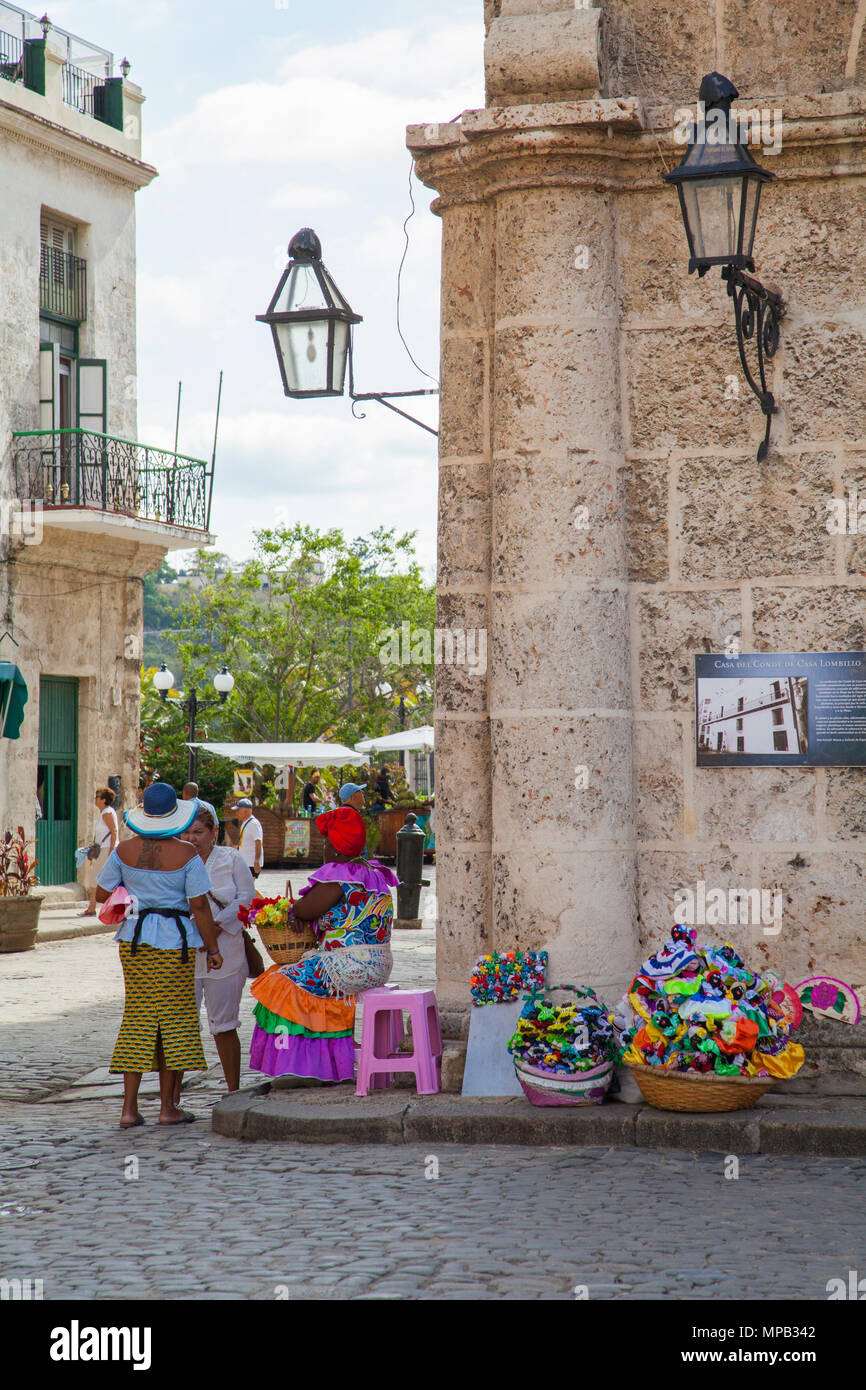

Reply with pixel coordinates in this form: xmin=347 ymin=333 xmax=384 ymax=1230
xmin=153 ymin=663 xmax=235 ymax=783
xmin=663 ymin=72 xmax=784 ymax=462
xmin=257 ymin=228 xmax=439 ymax=436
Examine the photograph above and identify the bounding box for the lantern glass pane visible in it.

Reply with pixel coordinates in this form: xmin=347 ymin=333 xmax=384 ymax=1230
xmin=331 ymin=319 xmax=350 ymax=393
xmin=741 ymin=176 xmax=762 ymax=260
xmin=276 ymin=319 xmax=330 ymax=393
xmin=684 ymin=176 xmax=743 ymax=261
xmin=276 ymin=264 xmax=331 ymax=314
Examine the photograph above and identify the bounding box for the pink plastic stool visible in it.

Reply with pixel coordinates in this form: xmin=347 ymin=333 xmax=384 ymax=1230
xmin=355 ymin=987 xmax=442 ymax=1096
xmin=354 ymin=988 xmax=404 ymax=1090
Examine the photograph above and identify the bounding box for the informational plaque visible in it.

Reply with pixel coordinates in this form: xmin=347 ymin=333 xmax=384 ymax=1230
xmin=695 ymin=652 xmax=866 ymax=767
xmin=284 ymin=819 xmax=311 ymax=858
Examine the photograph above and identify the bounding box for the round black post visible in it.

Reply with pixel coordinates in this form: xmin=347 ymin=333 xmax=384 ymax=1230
xmin=395 ymin=812 xmax=426 ymax=926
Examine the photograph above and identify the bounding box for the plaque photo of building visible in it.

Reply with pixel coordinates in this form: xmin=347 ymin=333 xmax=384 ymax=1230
xmin=697 ymin=676 xmax=809 ymax=762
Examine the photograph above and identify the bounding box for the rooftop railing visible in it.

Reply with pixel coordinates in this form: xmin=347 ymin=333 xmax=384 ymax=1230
xmin=11 ymin=429 xmax=213 ymax=533
xmin=0 ymin=26 xmax=23 ymax=83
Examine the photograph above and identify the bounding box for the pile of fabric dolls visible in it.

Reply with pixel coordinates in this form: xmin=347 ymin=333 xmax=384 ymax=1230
xmin=619 ymin=925 xmax=805 ymax=1079
xmin=470 ymin=950 xmax=548 ymax=1006
xmin=507 ymin=986 xmax=621 ymax=1076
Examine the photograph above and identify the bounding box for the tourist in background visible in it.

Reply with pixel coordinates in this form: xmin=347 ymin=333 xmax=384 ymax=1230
xmin=235 ymin=798 xmax=263 ymax=879
xmin=302 ymin=770 xmax=322 ymax=814
xmin=81 ymin=786 xmax=119 ymax=918
xmin=182 ymin=781 xmax=218 ymax=829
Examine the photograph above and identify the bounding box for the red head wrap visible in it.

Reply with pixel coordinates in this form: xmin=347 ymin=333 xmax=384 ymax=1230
xmin=315 ymin=806 xmax=366 ymax=858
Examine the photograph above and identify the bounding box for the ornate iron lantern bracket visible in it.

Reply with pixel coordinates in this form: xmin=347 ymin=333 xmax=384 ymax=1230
xmin=721 ymin=266 xmax=784 ymax=463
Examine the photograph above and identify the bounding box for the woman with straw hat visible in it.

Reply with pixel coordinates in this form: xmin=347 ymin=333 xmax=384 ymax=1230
xmin=95 ymin=782 xmax=224 ymax=1128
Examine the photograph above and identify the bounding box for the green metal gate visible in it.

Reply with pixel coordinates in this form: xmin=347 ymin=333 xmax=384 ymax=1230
xmin=35 ymin=677 xmax=78 ymax=885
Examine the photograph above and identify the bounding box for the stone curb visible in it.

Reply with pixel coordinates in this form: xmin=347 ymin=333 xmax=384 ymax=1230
xmin=212 ymin=1088 xmax=866 ymax=1157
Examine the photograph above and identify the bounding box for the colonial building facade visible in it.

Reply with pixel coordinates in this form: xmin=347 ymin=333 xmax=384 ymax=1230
xmin=409 ymin=1 xmax=866 ymax=1084
xmin=0 ymin=5 xmax=213 ymax=883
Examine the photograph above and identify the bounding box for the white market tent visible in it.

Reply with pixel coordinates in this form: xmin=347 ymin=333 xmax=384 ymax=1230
xmin=188 ymin=741 xmax=360 ymax=768
xmin=354 ymin=725 xmax=435 ymax=755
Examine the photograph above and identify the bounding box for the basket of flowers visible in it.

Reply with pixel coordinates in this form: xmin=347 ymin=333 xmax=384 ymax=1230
xmin=507 ymin=985 xmax=621 ymax=1106
xmin=238 ymin=897 xmax=316 ymax=966
xmin=619 ymin=926 xmax=805 ymax=1112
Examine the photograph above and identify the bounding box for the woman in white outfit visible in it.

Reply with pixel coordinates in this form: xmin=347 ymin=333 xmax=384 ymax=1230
xmin=174 ymin=804 xmax=254 ymax=1095
xmin=82 ymin=787 xmax=119 ymax=917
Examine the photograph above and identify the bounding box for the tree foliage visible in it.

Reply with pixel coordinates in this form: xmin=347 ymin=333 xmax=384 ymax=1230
xmin=168 ymin=524 xmax=435 ymax=747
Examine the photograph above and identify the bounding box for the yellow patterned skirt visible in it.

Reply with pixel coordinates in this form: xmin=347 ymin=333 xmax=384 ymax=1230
xmin=110 ymin=942 xmax=207 ymax=1073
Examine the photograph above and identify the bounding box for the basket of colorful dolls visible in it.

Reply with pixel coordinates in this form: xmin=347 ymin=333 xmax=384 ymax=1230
xmin=620 ymin=926 xmax=805 ymax=1112
xmin=507 ymin=985 xmax=621 ymax=1106
xmin=238 ymin=896 xmax=316 ymax=967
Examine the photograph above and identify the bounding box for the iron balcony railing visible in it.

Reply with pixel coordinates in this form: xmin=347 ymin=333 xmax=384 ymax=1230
xmin=61 ymin=58 xmax=97 ymax=114
xmin=11 ymin=429 xmax=213 ymax=533
xmin=0 ymin=26 xmax=23 ymax=83
xmin=39 ymin=245 xmax=87 ymax=323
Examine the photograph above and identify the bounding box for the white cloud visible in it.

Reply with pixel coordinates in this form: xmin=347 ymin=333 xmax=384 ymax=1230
xmin=266 ymin=184 xmax=350 ymax=211
xmin=146 ymin=23 xmax=483 ymax=181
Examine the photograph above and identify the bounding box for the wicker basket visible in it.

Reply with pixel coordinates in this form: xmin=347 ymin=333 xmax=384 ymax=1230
xmin=514 ymin=1057 xmax=614 ymax=1107
xmin=256 ymin=920 xmax=318 ymax=967
xmin=627 ymin=1063 xmax=775 ymax=1112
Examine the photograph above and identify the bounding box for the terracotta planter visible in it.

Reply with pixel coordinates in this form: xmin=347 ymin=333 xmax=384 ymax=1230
xmin=0 ymin=895 xmax=42 ymax=952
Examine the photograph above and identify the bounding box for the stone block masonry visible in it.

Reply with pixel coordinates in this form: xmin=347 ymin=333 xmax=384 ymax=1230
xmin=408 ymin=3 xmax=866 ymax=1055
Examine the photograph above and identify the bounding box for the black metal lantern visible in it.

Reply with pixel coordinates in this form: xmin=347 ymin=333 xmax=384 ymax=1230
xmin=257 ymin=226 xmax=439 ymax=434
xmin=663 ymin=74 xmax=774 ymax=277
xmin=663 ymin=73 xmax=784 ymax=462
xmin=257 ymin=228 xmax=362 ymax=398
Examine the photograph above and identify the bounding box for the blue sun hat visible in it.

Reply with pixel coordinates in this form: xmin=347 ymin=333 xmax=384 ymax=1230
xmin=124 ymin=783 xmax=198 ymax=838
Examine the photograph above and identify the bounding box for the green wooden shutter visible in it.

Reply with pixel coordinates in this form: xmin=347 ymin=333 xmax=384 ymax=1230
xmin=39 ymin=342 xmax=58 ymax=430
xmin=77 ymin=359 xmax=107 ymax=434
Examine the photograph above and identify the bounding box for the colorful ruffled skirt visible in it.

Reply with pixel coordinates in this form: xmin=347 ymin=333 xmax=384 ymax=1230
xmin=249 ymin=964 xmax=357 ymax=1082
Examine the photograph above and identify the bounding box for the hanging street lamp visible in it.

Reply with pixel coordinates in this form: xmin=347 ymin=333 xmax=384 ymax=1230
xmin=663 ymin=72 xmax=784 ymax=462
xmin=257 ymin=228 xmax=439 ymax=436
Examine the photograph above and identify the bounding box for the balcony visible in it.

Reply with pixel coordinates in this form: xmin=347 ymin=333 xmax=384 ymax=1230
xmin=0 ymin=3 xmax=124 ymax=128
xmin=11 ymin=429 xmax=214 ymax=541
xmin=0 ymin=26 xmax=22 ymax=84
xmin=39 ymin=245 xmax=87 ymax=323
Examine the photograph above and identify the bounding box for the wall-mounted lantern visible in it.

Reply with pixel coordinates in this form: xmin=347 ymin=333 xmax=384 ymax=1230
xmin=258 ymin=228 xmax=438 ymax=436
xmin=663 ymin=73 xmax=784 ymax=461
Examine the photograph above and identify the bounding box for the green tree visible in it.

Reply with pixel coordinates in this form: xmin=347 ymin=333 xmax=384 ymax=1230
xmin=169 ymin=524 xmax=435 ymax=747
xmin=143 ymin=559 xmax=181 ymax=630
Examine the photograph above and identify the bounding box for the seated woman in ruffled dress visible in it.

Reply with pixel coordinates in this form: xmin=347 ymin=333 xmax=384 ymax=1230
xmin=249 ymin=806 xmax=397 ymax=1083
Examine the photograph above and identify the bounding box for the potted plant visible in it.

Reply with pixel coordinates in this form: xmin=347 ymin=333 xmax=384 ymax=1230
xmin=0 ymin=827 xmax=41 ymax=952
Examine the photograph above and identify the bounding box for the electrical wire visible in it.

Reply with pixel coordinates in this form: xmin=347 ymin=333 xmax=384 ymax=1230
xmin=396 ymin=153 xmax=439 ymax=387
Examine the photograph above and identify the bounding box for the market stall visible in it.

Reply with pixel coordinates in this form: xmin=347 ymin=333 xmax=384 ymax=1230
xmin=192 ymin=741 xmax=358 ymax=866
xmin=354 ymin=726 xmax=435 ymax=859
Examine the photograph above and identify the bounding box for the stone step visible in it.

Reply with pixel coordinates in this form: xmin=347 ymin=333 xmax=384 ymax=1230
xmin=32 ymin=883 xmax=86 ymax=908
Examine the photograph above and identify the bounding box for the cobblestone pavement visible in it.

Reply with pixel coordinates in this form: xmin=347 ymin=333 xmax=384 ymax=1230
xmin=0 ymin=1120 xmax=863 ymax=1300
xmin=2 ymin=867 xmax=864 ymax=1301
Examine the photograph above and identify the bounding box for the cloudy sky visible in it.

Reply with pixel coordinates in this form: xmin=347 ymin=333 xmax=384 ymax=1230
xmin=48 ymin=0 xmax=486 ymax=574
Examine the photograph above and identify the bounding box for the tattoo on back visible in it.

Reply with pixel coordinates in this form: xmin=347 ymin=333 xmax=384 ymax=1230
xmin=138 ymin=840 xmax=164 ymax=869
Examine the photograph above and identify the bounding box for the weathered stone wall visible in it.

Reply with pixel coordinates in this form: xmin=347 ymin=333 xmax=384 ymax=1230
xmin=0 ymin=531 xmax=164 ymax=841
xmin=410 ymin=1 xmax=866 ymax=1059
xmin=0 ymin=59 xmax=161 ymax=858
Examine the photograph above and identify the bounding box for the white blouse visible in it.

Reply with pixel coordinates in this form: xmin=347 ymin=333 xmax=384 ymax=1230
xmin=193 ymin=845 xmax=255 ymax=979
xmin=94 ymin=807 xmax=118 ymax=849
